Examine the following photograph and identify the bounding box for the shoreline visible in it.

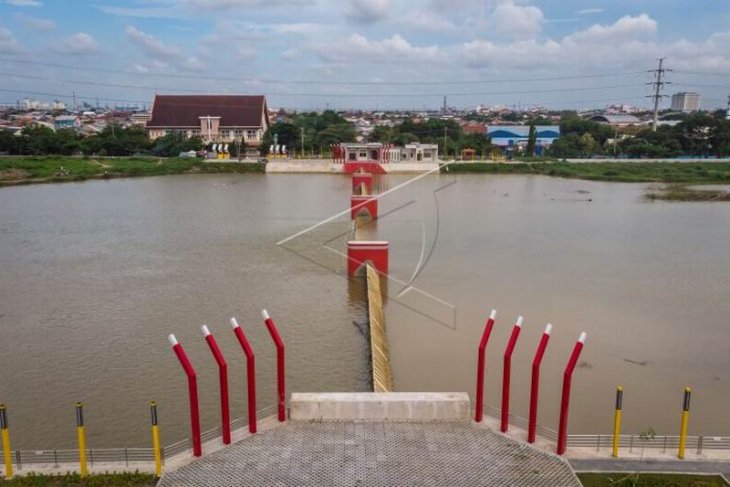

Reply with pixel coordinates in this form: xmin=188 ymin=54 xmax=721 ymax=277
xmin=3 ymin=157 xmax=730 ymax=188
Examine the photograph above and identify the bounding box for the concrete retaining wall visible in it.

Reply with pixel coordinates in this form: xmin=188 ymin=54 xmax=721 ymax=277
xmin=266 ymin=161 xmax=441 ymax=173
xmin=266 ymin=161 xmax=344 ymax=173
xmin=290 ymin=392 xmax=470 ymax=421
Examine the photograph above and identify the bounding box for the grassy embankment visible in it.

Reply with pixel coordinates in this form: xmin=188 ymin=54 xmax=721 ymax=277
xmin=577 ymin=472 xmax=729 ymax=486
xmin=443 ymin=162 xmax=730 ymax=201
xmin=0 ymin=472 xmax=156 ymax=486
xmin=0 ymin=156 xmax=264 ymax=186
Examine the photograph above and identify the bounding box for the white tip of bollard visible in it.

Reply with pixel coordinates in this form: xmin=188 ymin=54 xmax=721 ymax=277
xmin=489 ymin=309 xmax=497 ymax=320
xmin=261 ymin=309 xmax=270 ymax=320
xmin=201 ymin=325 xmax=211 ymax=337
xmin=516 ymin=316 xmax=524 ymax=327
xmin=544 ymin=323 xmax=553 ymax=335
xmin=578 ymin=332 xmax=587 ymax=344
xmin=230 ymin=317 xmax=240 ymax=329
xmin=168 ymin=334 xmax=179 ymax=347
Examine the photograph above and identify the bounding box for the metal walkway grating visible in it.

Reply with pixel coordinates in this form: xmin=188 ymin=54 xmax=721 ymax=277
xmin=159 ymin=421 xmax=581 ymax=486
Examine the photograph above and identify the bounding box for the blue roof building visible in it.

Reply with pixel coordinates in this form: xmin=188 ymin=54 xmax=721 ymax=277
xmin=487 ymin=125 xmax=560 ymax=154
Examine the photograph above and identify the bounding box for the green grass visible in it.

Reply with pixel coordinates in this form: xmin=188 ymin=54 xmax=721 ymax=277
xmin=442 ymin=162 xmax=730 ymax=184
xmin=577 ymin=472 xmax=729 ymax=487
xmin=0 ymin=471 xmax=156 ymax=486
xmin=0 ymin=157 xmax=265 ymax=186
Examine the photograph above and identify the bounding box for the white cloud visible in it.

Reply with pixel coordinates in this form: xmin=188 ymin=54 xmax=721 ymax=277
xmin=53 ymin=32 xmax=99 ymax=54
xmin=14 ymin=12 xmax=56 ymax=31
xmin=491 ymin=1 xmax=544 ymax=40
xmin=578 ymin=8 xmax=604 ymax=15
xmin=125 ymin=25 xmax=182 ymax=62
xmin=183 ymin=0 xmax=309 ymax=8
xmin=0 ymin=27 xmax=24 ymax=53
xmin=346 ymin=0 xmax=392 ymax=24
xmin=311 ymin=33 xmax=444 ymax=63
xmin=460 ymin=14 xmax=665 ymax=70
xmin=5 ymin=0 xmax=42 ymax=6
xmin=403 ymin=10 xmax=458 ymax=34
xmin=281 ymin=48 xmax=299 ymax=60
xmin=96 ymin=5 xmax=185 ymax=19
xmin=565 ymin=13 xmax=656 ymax=44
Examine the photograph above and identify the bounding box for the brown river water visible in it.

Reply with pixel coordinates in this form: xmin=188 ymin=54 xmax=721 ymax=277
xmin=1 ymin=173 xmax=728 ymax=449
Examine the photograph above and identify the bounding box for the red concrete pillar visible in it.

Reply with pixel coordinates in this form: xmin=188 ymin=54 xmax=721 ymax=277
xmin=501 ymin=316 xmax=524 ymax=432
xmin=201 ymin=326 xmax=231 ymax=445
xmin=347 ymin=241 xmax=389 ymax=276
xmin=557 ymin=332 xmax=587 ymax=455
xmin=475 ymin=309 xmax=497 ymax=422
xmin=168 ymin=334 xmax=202 ymax=456
xmin=351 ymin=195 xmax=378 ymax=220
xmin=230 ymin=317 xmax=257 ymax=434
xmin=262 ymin=310 xmax=286 ymax=422
xmin=528 ymin=324 xmax=553 ymax=443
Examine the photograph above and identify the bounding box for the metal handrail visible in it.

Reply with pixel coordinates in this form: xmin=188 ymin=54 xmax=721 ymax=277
xmin=10 ymin=404 xmax=280 ymax=470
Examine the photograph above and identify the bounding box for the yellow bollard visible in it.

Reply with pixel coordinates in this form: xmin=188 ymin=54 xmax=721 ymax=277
xmin=612 ymin=386 xmax=623 ymax=458
xmin=1 ymin=404 xmax=12 ymax=479
xmin=150 ymin=401 xmax=162 ymax=477
xmin=678 ymin=387 xmax=691 ymax=459
xmin=76 ymin=402 xmax=88 ymax=477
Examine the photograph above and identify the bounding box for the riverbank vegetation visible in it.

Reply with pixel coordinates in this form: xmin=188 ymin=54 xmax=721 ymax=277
xmin=576 ymin=472 xmax=729 ymax=486
xmin=646 ymin=184 xmax=730 ymax=202
xmin=0 ymin=471 xmax=156 ymax=486
xmin=442 ymin=162 xmax=730 ymax=184
xmin=0 ymin=156 xmax=264 ymax=186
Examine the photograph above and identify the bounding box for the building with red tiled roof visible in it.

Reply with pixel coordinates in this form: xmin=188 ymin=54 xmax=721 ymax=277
xmin=146 ymin=94 xmax=270 ymax=147
xmin=462 ymin=123 xmax=487 ymax=135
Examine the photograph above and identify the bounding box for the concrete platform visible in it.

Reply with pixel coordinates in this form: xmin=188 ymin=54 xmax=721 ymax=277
xmin=290 ymin=392 xmax=470 ymax=421
xmin=158 ymin=421 xmax=581 ymax=486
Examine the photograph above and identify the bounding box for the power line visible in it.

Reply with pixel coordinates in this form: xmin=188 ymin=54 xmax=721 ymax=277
xmin=0 ymin=55 xmax=647 ymax=86
xmin=0 ymin=73 xmax=646 ymax=97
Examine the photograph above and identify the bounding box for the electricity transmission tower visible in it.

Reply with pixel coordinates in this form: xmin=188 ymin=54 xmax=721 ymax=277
xmin=647 ymin=58 xmax=672 ymax=131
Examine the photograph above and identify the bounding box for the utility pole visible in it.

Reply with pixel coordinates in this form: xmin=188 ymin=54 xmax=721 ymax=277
xmin=301 ymin=127 xmax=305 ymax=158
xmin=443 ymin=127 xmax=447 ymax=159
xmin=647 ymin=58 xmax=671 ymax=131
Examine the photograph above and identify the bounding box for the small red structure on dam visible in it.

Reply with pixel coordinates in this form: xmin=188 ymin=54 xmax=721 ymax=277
xmin=351 ymin=195 xmax=378 ymax=220
xmin=347 ymin=241 xmax=389 ymax=277
xmin=352 ymin=172 xmax=373 ymax=194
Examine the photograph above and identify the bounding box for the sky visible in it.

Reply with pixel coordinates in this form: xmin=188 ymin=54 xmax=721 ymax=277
xmin=0 ymin=0 xmax=729 ymax=110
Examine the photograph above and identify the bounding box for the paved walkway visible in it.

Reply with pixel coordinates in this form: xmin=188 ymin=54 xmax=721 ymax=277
xmin=570 ymin=458 xmax=730 ymax=479
xmin=159 ymin=421 xmax=581 ymax=486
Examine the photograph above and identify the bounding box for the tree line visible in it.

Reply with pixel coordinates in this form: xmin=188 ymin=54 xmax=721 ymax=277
xmin=0 ymin=125 xmax=203 ymax=157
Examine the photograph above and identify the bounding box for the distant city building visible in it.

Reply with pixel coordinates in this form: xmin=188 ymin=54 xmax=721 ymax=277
xmin=589 ymin=114 xmax=640 ymax=127
xmin=487 ymin=125 xmax=560 ymax=154
xmin=670 ymin=92 xmax=700 ymax=112
xmin=131 ymin=112 xmax=151 ymax=126
xmin=54 ymin=115 xmax=81 ymax=130
xmin=146 ymin=95 xmax=270 ymax=147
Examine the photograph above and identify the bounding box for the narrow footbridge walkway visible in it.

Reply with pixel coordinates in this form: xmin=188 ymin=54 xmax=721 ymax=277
xmin=158 ymin=420 xmax=581 ymax=486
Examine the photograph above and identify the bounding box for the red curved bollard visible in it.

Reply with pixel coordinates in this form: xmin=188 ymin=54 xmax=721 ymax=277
xmin=528 ymin=324 xmax=553 ymax=443
xmin=557 ymin=332 xmax=587 ymax=455
xmin=262 ymin=310 xmax=286 ymax=422
xmin=202 ymin=325 xmax=231 ymax=445
xmin=230 ymin=317 xmax=257 ymax=434
xmin=168 ymin=334 xmax=202 ymax=457
xmin=501 ymin=316 xmax=524 ymax=432
xmin=475 ymin=309 xmax=497 ymax=422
